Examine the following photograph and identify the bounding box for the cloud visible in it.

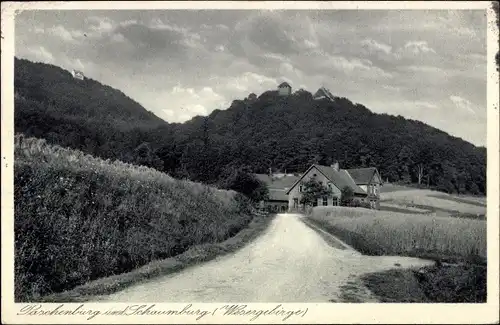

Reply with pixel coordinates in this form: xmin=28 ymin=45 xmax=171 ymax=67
xmin=414 ymin=101 xmax=439 ymax=109
xmin=85 ymin=16 xmax=115 ymax=33
xmin=225 ymin=72 xmax=278 ymax=94
xmin=153 ymin=85 xmax=227 ymax=122
xmin=48 ymin=25 xmax=85 ymax=42
xmin=382 ymin=85 xmax=402 ymax=92
xmin=360 ymin=39 xmax=392 ymax=55
xmin=402 ymin=41 xmax=436 ymax=55
xmin=317 ymin=52 xmax=393 ymax=79
xmin=449 ymin=95 xmax=477 ymax=114
xmin=26 ymin=46 xmax=54 ymax=62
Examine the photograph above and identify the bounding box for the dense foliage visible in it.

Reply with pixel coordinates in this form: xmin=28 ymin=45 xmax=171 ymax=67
xmin=14 ymin=58 xmax=486 ymax=196
xmin=14 ymin=135 xmax=254 ymax=301
xmin=299 ymin=179 xmax=333 ymax=206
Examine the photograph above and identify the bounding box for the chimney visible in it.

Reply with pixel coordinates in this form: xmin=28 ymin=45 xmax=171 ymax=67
xmin=331 ymin=161 xmax=340 ymax=171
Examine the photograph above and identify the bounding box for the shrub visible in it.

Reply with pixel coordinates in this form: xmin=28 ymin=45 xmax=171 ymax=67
xmin=14 ymin=135 xmax=255 ymax=301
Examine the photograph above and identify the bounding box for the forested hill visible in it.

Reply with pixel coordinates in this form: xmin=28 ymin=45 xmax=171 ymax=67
xmin=14 ymin=58 xmax=486 ymax=195
xmin=176 ymin=90 xmax=486 ymax=194
xmin=14 ymin=58 xmax=171 ymax=162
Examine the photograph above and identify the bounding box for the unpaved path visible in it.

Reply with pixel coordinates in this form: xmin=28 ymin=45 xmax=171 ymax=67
xmin=94 ymin=213 xmax=434 ymax=302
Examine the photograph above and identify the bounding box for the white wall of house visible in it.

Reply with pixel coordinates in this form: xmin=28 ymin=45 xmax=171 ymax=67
xmin=366 ymin=173 xmax=382 ymax=197
xmin=287 ymin=166 xmax=341 ymax=210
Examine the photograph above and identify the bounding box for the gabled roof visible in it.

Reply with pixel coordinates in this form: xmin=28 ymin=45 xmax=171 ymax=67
xmin=267 ymin=189 xmax=289 ymax=202
xmin=285 ymin=164 xmax=366 ymax=196
xmin=315 ymin=165 xmax=367 ymax=195
xmin=255 ymin=174 xmax=300 ymax=190
xmin=278 ymin=82 xmax=291 ymax=88
xmin=345 ymin=167 xmax=380 ymax=185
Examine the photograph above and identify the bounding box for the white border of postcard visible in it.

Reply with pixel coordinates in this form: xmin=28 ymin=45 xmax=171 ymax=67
xmin=2 ymin=1 xmax=499 ymax=324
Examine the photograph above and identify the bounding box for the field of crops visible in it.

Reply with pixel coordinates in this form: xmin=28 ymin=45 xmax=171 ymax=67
xmin=308 ymin=206 xmax=486 ymax=262
xmin=14 ymin=135 xmax=255 ymax=302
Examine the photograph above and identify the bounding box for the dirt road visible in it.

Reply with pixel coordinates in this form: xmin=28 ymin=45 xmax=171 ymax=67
xmin=94 ymin=213 xmax=434 ymax=302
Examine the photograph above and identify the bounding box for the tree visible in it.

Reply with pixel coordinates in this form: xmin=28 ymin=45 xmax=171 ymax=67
xmin=132 ymin=142 xmax=163 ymax=170
xmin=219 ymin=168 xmax=269 ymax=202
xmin=299 ymin=178 xmax=333 ymax=206
xmin=416 ymin=163 xmax=425 ymax=185
xmin=340 ymin=186 xmax=355 ymax=206
xmin=397 ymin=145 xmax=414 ymax=183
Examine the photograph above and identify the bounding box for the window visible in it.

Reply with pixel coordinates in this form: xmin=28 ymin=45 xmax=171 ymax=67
xmin=313 ymin=173 xmax=317 ymax=177
xmin=332 ymin=197 xmax=338 ymax=206
xmin=299 ymin=185 xmax=303 ymax=193
xmin=322 ymin=197 xmax=328 ymax=206
xmin=293 ymin=198 xmax=298 ymax=208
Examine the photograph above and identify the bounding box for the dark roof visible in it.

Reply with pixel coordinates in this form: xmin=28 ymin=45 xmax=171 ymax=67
xmin=254 ymin=174 xmax=300 ymax=190
xmin=267 ymin=189 xmax=289 ymax=202
xmin=313 ymin=87 xmax=334 ymax=100
xmin=278 ymin=82 xmax=291 ymax=88
xmin=345 ymin=167 xmax=378 ymax=185
xmin=285 ymin=164 xmax=366 ymax=196
xmin=314 ymin=165 xmax=366 ymax=195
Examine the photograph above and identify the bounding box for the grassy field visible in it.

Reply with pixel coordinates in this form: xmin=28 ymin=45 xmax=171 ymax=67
xmin=14 ymin=135 xmax=266 ymax=302
xmin=307 ymin=205 xmax=487 ymax=302
xmin=379 ymin=184 xmax=486 ymax=221
xmin=309 ymin=206 xmax=486 ymax=261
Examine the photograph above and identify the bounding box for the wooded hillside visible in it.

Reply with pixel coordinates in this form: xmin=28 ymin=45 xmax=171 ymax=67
xmin=14 ymin=58 xmax=487 ymax=195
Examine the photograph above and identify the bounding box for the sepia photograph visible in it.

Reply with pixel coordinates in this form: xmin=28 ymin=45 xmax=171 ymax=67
xmin=1 ymin=1 xmax=499 ymax=324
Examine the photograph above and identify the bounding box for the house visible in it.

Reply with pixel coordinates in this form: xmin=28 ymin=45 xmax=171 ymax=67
xmin=71 ymin=69 xmax=85 ymax=80
xmin=313 ymin=87 xmax=335 ymax=101
xmin=277 ymin=82 xmax=292 ymax=96
xmin=345 ymin=167 xmax=383 ymax=209
xmin=255 ymin=173 xmax=299 ymax=213
xmin=285 ymin=163 xmax=370 ymax=211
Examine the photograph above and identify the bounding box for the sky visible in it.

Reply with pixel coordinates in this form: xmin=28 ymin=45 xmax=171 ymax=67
xmin=15 ymin=9 xmax=488 ymax=146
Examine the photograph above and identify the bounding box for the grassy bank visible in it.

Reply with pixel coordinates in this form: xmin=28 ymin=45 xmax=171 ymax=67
xmin=307 ymin=206 xmax=486 ymax=302
xmin=40 ymin=211 xmax=274 ymax=302
xmin=14 ymin=135 xmax=265 ymax=302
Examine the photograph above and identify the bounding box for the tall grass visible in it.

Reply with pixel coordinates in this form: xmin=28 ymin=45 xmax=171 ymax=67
xmin=308 ymin=206 xmax=486 ymax=262
xmin=14 ymin=135 xmax=255 ymax=302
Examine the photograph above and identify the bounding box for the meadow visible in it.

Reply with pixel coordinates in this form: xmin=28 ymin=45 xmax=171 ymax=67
xmin=14 ymin=135 xmax=259 ymax=302
xmin=307 ymin=194 xmax=487 ymax=302
xmin=308 ymin=206 xmax=486 ymax=262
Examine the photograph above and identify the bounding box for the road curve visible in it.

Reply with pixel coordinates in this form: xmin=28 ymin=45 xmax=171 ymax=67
xmin=94 ymin=213 xmax=434 ymax=302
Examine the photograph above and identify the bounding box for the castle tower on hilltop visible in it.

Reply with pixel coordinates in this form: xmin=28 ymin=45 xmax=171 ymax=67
xmin=313 ymin=86 xmax=335 ymax=101
xmin=71 ymin=69 xmax=85 ymax=80
xmin=277 ymin=82 xmax=292 ymax=96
